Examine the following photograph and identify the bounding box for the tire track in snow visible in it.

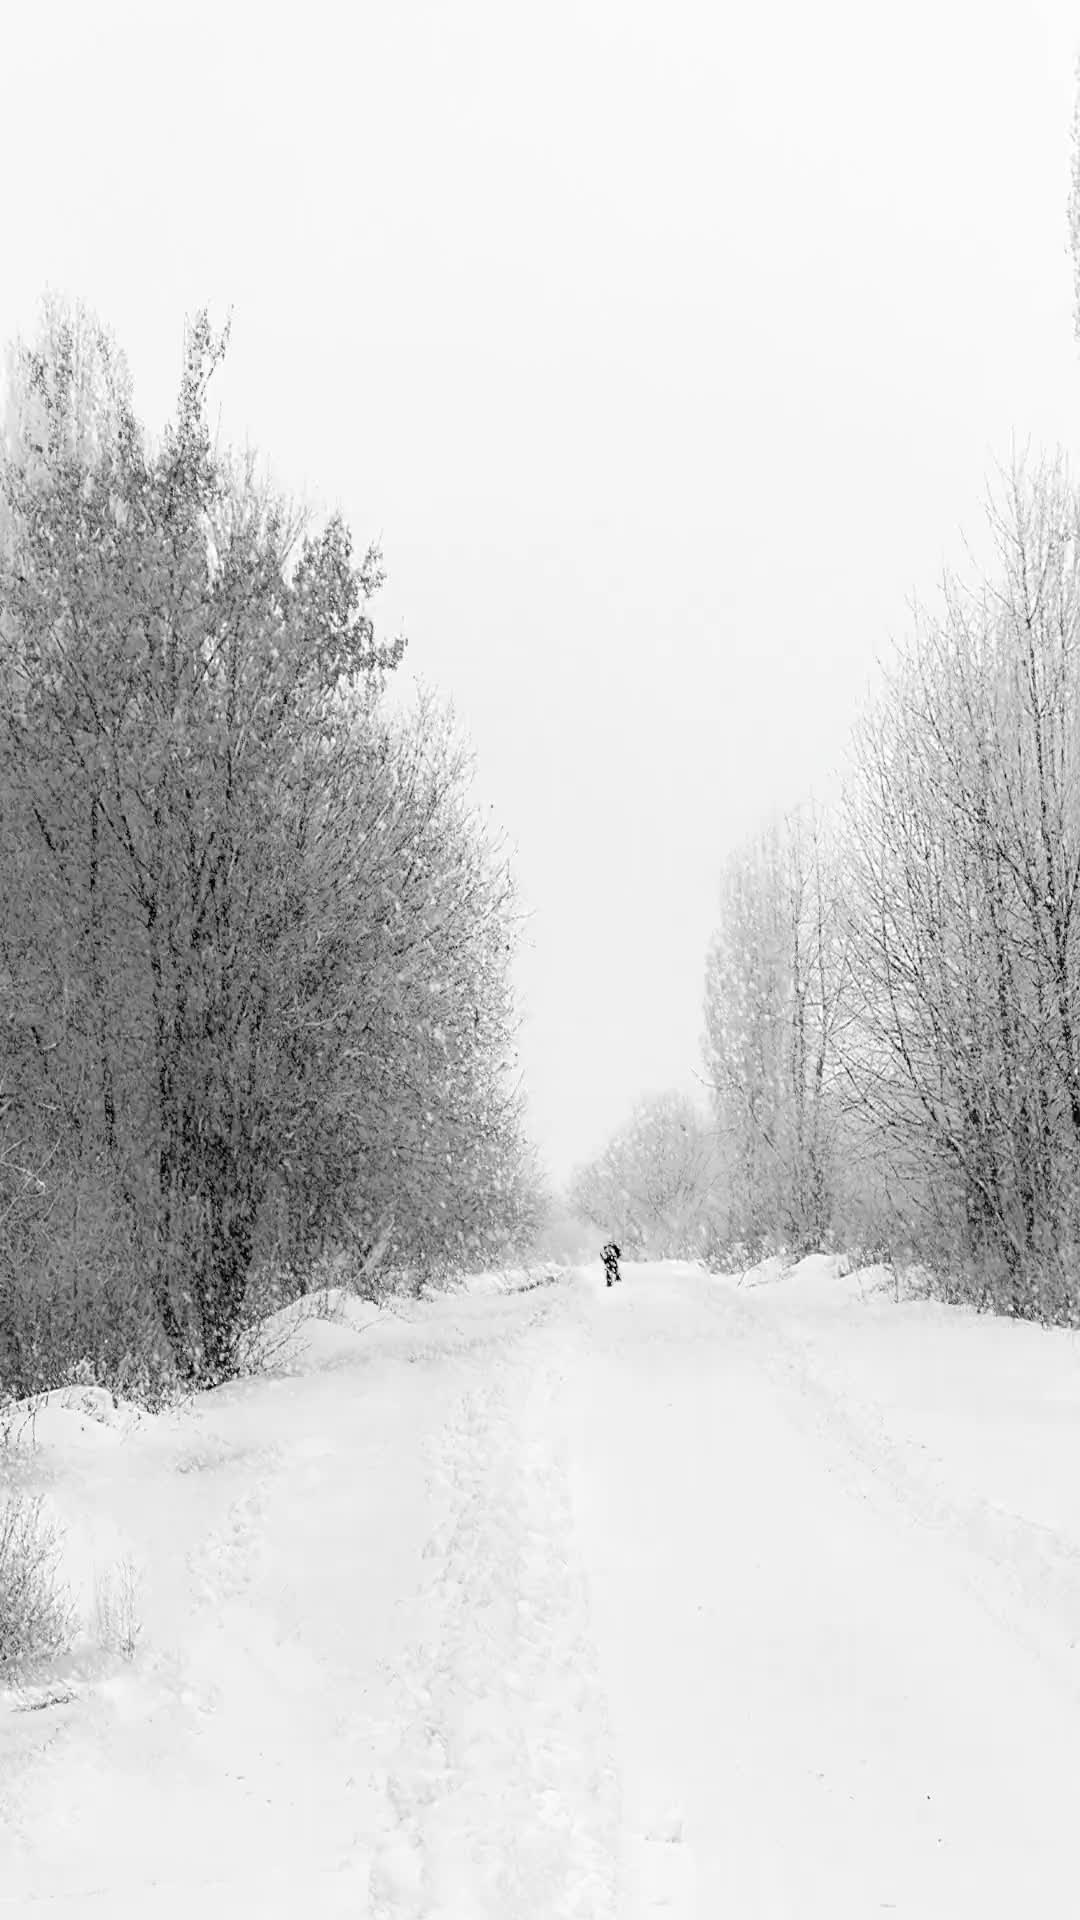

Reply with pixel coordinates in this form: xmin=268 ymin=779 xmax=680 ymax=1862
xmin=719 ymin=1280 xmax=1080 ymax=1705
xmin=371 ymin=1340 xmax=619 ymax=1919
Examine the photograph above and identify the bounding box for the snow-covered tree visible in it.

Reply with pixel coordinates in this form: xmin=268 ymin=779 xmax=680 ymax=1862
xmin=703 ymin=806 xmax=848 ymax=1257
xmin=0 ymin=299 xmax=537 ymax=1387
xmin=844 ymin=459 xmax=1080 ymax=1313
xmin=568 ymin=1091 xmax=718 ymax=1259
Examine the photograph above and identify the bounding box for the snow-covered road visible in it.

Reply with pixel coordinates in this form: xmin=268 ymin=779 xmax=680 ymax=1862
xmin=567 ymin=1266 xmax=1080 ymax=1916
xmin=4 ymin=1260 xmax=1080 ymax=1916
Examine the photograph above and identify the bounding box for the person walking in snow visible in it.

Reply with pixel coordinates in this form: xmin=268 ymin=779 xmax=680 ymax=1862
xmin=602 ymin=1241 xmax=622 ymax=1287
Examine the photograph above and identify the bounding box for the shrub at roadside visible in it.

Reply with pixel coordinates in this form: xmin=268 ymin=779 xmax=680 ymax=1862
xmin=0 ymin=1489 xmax=73 ymax=1678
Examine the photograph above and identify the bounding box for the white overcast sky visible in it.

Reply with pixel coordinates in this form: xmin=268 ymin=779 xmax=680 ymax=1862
xmin=4 ymin=1 xmax=1080 ymax=1184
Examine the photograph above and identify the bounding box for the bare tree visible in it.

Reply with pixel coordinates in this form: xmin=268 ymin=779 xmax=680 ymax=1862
xmin=703 ymin=806 xmax=848 ymax=1257
xmin=844 ymin=457 xmax=1080 ymax=1315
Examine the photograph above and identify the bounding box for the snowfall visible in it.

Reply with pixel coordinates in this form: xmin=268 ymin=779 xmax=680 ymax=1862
xmin=2 ymin=1258 xmax=1080 ymax=1917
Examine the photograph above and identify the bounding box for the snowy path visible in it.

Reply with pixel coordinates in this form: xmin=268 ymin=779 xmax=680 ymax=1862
xmin=566 ymin=1266 xmax=1080 ymax=1916
xmin=4 ymin=1262 xmax=1080 ymax=1915
xmin=371 ymin=1316 xmax=618 ymax=1917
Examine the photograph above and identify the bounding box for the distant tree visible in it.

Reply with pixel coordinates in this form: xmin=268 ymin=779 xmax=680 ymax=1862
xmin=568 ymin=1091 xmax=717 ymax=1259
xmin=527 ymin=1192 xmax=596 ymax=1266
xmin=703 ymin=806 xmax=848 ymax=1257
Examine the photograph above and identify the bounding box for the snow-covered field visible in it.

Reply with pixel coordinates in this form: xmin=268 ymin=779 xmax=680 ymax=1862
xmin=3 ymin=1256 xmax=1080 ymax=1916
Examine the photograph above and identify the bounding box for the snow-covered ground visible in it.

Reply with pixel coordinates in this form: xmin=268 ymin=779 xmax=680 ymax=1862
xmin=3 ymin=1257 xmax=1080 ymax=1915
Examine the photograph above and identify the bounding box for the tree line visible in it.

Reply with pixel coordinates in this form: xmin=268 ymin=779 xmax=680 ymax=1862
xmin=702 ymin=458 xmax=1080 ymax=1320
xmin=0 ymin=298 xmax=540 ymax=1397
xmin=572 ymin=461 xmax=1080 ymax=1323
xmin=569 ymin=81 xmax=1080 ymax=1321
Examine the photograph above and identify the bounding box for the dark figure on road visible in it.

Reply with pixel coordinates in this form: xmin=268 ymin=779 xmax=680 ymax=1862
xmin=602 ymin=1241 xmax=622 ymax=1287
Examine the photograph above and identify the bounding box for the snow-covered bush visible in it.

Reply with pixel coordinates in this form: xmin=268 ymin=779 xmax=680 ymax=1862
xmin=94 ymin=1556 xmax=143 ymax=1661
xmin=0 ymin=1490 xmax=73 ymax=1676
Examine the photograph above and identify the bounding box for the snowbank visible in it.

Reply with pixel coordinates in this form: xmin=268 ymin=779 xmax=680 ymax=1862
xmin=3 ymin=1383 xmax=154 ymax=1455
